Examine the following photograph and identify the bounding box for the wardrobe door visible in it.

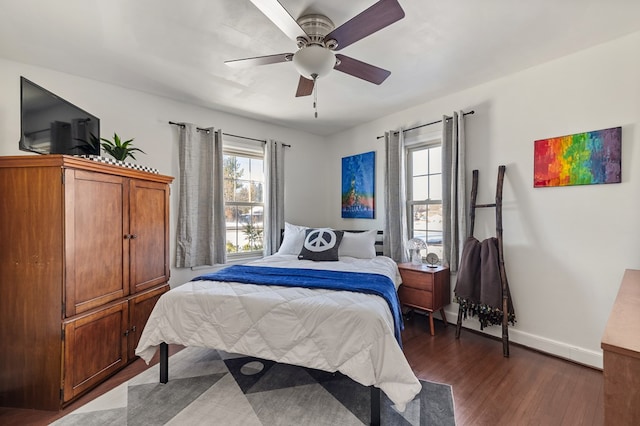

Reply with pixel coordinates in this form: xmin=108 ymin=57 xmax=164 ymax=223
xmin=0 ymin=164 xmax=64 ymax=410
xmin=65 ymin=169 xmax=130 ymax=317
xmin=129 ymin=179 xmax=170 ymax=294
xmin=62 ymin=301 xmax=129 ymax=402
xmin=128 ymin=284 xmax=169 ymax=359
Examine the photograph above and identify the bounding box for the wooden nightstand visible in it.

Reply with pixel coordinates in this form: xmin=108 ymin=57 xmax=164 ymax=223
xmin=397 ymin=263 xmax=451 ymax=336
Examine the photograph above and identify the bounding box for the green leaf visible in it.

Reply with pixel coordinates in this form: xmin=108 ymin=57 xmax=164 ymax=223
xmin=99 ymin=132 xmax=144 ymax=161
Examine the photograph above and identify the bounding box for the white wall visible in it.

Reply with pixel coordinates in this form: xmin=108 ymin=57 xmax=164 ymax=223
xmin=0 ymin=58 xmax=329 ymax=286
xmin=325 ymin=31 xmax=640 ymax=368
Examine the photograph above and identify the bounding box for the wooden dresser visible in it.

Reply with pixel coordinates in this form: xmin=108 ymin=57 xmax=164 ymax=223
xmin=0 ymin=155 xmax=173 ymax=410
xmin=397 ymin=263 xmax=450 ymax=335
xmin=601 ymin=269 xmax=640 ymax=425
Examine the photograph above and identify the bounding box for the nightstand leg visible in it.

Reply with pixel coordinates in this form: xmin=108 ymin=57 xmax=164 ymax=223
xmin=428 ymin=313 xmax=435 ymax=336
xmin=440 ymin=308 xmax=448 ymax=326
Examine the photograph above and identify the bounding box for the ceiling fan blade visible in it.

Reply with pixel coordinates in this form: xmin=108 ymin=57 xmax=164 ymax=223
xmin=249 ymin=0 xmax=307 ymax=42
xmin=295 ymin=76 xmax=315 ymax=97
xmin=224 ymin=53 xmax=293 ymax=68
xmin=334 ymin=54 xmax=391 ymax=85
xmin=325 ymin=0 xmax=405 ymax=51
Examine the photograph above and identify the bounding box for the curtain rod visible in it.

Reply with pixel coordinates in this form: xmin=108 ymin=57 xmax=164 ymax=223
xmin=375 ymin=110 xmax=475 ymax=140
xmin=168 ymin=121 xmax=291 ymax=147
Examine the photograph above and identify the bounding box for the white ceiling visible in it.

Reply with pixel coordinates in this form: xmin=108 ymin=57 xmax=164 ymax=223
xmin=1 ymin=0 xmax=639 ymax=136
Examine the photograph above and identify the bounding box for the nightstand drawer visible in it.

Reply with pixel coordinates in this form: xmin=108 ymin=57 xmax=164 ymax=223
xmin=398 ymin=286 xmax=433 ymax=310
xmin=399 ymin=269 xmax=434 ymax=291
xmin=396 ymin=263 xmax=450 ymax=336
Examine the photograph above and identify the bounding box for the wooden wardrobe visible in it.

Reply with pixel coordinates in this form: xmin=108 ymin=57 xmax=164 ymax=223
xmin=0 ymin=155 xmax=173 ymax=410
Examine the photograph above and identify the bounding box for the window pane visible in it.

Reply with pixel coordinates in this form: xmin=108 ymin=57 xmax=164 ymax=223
xmin=224 ymin=178 xmax=234 ymax=202
xmin=412 ymin=204 xmax=427 ymax=223
xmin=427 ymin=230 xmax=443 ymax=246
xmin=428 ymin=204 xmax=443 ymax=232
xmin=250 ymin=158 xmax=264 ymax=182
xmin=412 ymin=149 xmax=428 ymax=176
xmin=235 ymin=206 xmax=251 ymax=253
xmin=236 ymin=156 xmax=250 ymax=179
xmin=429 ymin=175 xmax=442 ymax=200
xmin=223 ymin=154 xmax=235 ymax=173
xmin=223 ymin=155 xmax=237 ymax=202
xmin=411 ymin=204 xmax=427 ymax=242
xmin=243 ymin=206 xmax=264 ymax=252
xmin=236 ymin=205 xmax=249 ymax=224
xmin=429 ymin=146 xmax=442 ymax=174
xmin=225 ymin=205 xmax=237 ymax=226
xmin=235 ymin=180 xmax=250 ymax=202
xmin=250 ymin=181 xmax=263 ymax=203
xmin=411 ymin=203 xmax=444 ymax=248
xmin=225 ymin=205 xmax=238 ymax=253
xmin=412 ymin=176 xmax=428 ymax=200
xmin=251 ymin=206 xmax=264 ymax=225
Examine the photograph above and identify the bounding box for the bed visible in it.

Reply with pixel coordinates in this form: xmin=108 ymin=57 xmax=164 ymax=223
xmin=135 ymin=227 xmax=422 ymax=424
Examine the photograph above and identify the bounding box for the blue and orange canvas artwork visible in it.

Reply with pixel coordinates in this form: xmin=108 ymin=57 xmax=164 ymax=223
xmin=534 ymin=126 xmax=621 ymax=188
xmin=342 ymin=151 xmax=375 ymax=219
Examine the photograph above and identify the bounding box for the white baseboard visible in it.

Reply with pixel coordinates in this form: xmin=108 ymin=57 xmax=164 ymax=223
xmin=434 ymin=308 xmax=603 ymax=369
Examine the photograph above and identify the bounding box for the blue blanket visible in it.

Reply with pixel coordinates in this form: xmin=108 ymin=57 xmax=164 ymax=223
xmin=194 ymin=265 xmax=404 ymax=347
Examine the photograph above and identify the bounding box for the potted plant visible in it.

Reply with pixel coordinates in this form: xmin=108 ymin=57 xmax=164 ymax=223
xmin=99 ymin=133 xmax=146 ymax=162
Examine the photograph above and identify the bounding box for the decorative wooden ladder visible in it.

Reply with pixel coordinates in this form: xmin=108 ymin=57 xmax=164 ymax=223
xmin=455 ymin=165 xmax=511 ymax=357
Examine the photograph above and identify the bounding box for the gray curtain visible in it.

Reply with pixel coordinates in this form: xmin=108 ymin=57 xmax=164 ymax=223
xmin=264 ymin=140 xmax=285 ymax=255
xmin=383 ymin=130 xmax=408 ymax=263
xmin=442 ymin=112 xmax=467 ymax=272
xmin=175 ymin=124 xmax=226 ymax=267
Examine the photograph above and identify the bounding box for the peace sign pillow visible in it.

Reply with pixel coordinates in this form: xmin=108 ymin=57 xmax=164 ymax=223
xmin=298 ymin=228 xmax=344 ymax=261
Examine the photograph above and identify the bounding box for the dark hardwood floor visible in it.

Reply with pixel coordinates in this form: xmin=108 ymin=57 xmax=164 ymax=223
xmin=0 ymin=315 xmax=604 ymax=426
xmin=403 ymin=314 xmax=604 ymax=426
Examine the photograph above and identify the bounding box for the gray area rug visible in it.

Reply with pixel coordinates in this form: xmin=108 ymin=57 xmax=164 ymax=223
xmin=51 ymin=347 xmax=455 ymax=425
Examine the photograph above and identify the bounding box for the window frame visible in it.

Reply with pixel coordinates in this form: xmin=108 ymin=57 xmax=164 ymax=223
xmin=223 ymin=147 xmax=266 ymax=260
xmin=405 ymin=138 xmax=443 ymax=257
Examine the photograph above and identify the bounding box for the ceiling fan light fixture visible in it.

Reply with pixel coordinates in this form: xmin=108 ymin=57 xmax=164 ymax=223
xmin=292 ymin=45 xmax=336 ymax=79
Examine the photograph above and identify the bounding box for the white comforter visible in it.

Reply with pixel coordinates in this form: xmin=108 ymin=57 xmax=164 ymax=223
xmin=135 ymin=255 xmax=421 ymax=410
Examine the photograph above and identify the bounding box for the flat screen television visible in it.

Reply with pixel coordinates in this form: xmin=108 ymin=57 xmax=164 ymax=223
xmin=19 ymin=77 xmax=100 ymax=156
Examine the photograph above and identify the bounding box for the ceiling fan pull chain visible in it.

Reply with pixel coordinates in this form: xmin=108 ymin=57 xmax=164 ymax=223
xmin=312 ymin=74 xmax=318 ymax=118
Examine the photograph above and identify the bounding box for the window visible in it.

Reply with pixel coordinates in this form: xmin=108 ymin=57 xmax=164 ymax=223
xmin=406 ymin=143 xmax=443 ymax=260
xmin=223 ymin=150 xmax=265 ymax=257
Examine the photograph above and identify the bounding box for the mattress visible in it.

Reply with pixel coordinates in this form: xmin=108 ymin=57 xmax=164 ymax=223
xmin=135 ymin=254 xmax=421 ymax=410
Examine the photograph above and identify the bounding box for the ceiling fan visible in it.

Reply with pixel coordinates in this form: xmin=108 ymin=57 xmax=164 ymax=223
xmin=225 ymin=0 xmax=405 ymax=98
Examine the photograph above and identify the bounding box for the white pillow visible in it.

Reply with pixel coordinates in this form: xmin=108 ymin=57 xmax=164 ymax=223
xmin=277 ymin=222 xmax=308 ymax=255
xmin=338 ymin=230 xmax=377 ymax=259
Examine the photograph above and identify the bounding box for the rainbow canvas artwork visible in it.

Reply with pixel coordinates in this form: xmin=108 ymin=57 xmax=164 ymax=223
xmin=533 ymin=126 xmax=621 ymax=188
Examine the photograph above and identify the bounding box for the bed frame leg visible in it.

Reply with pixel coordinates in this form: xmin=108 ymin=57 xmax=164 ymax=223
xmin=159 ymin=342 xmax=168 ymax=383
xmin=370 ymin=386 xmax=380 ymax=426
